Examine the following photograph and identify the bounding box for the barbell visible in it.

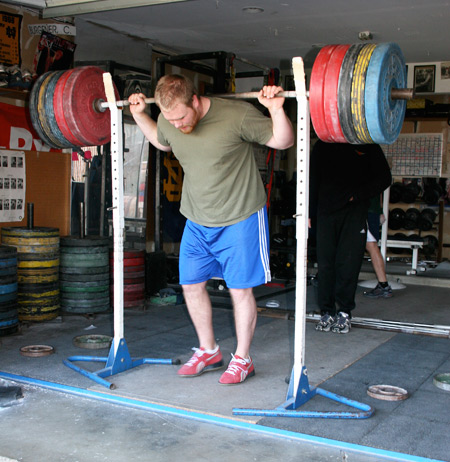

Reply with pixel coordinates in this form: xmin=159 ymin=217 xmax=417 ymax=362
xmin=29 ymin=42 xmax=412 ymax=149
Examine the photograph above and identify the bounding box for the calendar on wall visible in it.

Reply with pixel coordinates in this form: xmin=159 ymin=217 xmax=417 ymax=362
xmin=381 ymin=133 xmax=444 ymax=177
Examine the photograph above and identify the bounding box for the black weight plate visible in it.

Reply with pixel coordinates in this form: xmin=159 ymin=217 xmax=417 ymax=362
xmin=388 ymin=208 xmax=405 ymax=230
xmin=421 ymin=208 xmax=437 ymax=222
xmin=59 ymin=265 xmax=110 ymax=275
xmin=0 ymin=322 xmax=19 ymax=337
xmin=60 ymin=272 xmax=110 ymax=282
xmin=0 ymin=265 xmax=17 ymax=277
xmin=0 ymin=245 xmax=17 ymax=258
xmin=337 ymin=44 xmax=365 ymax=144
xmin=61 ymin=245 xmax=109 ymax=254
xmin=43 ymin=70 xmax=74 ymax=148
xmin=60 ymin=236 xmax=111 ymax=247
xmin=29 ymin=71 xmax=62 ymax=150
xmin=0 ymin=308 xmax=19 ymax=321
xmin=404 ymin=208 xmax=420 ymax=230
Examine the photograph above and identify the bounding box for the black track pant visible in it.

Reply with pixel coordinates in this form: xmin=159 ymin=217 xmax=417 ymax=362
xmin=316 ymin=202 xmax=368 ymax=317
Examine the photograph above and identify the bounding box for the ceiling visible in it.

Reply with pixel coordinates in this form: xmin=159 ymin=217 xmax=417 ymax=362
xmin=7 ymin=0 xmax=450 ymax=70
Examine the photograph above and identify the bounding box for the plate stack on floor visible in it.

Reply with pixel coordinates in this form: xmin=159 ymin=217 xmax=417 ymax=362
xmin=59 ymin=236 xmax=111 ymax=314
xmin=1 ymin=227 xmax=60 ymax=322
xmin=110 ymin=249 xmax=145 ymax=309
xmin=0 ymin=245 xmax=19 ymax=335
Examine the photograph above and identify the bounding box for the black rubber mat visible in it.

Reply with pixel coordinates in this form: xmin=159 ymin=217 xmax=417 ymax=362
xmin=259 ymin=334 xmax=450 ymax=461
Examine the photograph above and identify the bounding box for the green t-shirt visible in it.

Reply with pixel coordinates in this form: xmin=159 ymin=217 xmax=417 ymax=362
xmin=157 ymin=97 xmax=273 ymax=226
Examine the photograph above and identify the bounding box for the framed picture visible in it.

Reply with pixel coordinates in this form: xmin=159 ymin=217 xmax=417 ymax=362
xmin=414 ymin=65 xmax=435 ymax=93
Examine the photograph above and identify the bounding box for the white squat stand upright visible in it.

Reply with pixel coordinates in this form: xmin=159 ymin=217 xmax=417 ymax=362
xmin=233 ymin=57 xmax=374 ymax=418
xmin=63 ymin=73 xmax=178 ymax=389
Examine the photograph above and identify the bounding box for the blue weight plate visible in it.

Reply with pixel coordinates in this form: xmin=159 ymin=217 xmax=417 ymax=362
xmin=44 ymin=71 xmax=75 ymax=148
xmin=29 ymin=72 xmax=62 ymax=150
xmin=365 ymin=43 xmax=407 ymax=145
xmin=337 ymin=44 xmax=365 ymax=144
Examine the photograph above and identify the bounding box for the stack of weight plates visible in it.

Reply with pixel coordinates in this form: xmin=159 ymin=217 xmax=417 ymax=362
xmin=1 ymin=227 xmax=60 ymax=322
xmin=28 ymin=66 xmax=119 ymax=149
xmin=309 ymin=42 xmax=406 ymax=145
xmin=0 ymin=245 xmax=19 ymax=336
xmin=110 ymin=249 xmax=146 ymax=309
xmin=59 ymin=236 xmax=111 ymax=314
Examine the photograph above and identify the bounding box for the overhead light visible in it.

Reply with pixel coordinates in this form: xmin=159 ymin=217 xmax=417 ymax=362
xmin=358 ymin=31 xmax=373 ymax=41
xmin=242 ymin=7 xmax=264 ymax=14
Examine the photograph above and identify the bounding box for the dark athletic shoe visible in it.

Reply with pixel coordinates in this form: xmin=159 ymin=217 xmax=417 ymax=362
xmin=363 ymin=283 xmax=393 ymax=299
xmin=331 ymin=312 xmax=351 ymax=334
xmin=315 ymin=313 xmax=336 ymax=332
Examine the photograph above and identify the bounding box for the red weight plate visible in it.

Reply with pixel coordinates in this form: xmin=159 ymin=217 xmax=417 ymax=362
xmin=309 ymin=45 xmax=337 ymax=142
xmin=54 ymin=69 xmax=86 ymax=147
xmin=64 ymin=66 xmax=119 ymax=147
xmin=323 ymin=44 xmax=350 ymax=143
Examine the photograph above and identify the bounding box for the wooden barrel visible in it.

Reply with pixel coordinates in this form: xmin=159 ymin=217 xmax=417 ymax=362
xmin=0 ymin=245 xmax=19 ymax=336
xmin=110 ymin=249 xmax=145 ymax=309
xmin=1 ymin=227 xmax=60 ymax=322
xmin=60 ymin=236 xmax=111 ymax=314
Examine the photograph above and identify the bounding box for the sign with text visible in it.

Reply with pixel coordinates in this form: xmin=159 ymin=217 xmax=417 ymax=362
xmin=0 ymin=11 xmax=22 ymax=66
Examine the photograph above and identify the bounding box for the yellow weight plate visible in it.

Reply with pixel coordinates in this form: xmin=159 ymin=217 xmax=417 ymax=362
xmin=351 ymin=43 xmax=376 ymax=143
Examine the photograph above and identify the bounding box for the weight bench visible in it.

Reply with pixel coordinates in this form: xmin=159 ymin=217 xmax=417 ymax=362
xmin=385 ymin=239 xmax=423 ymax=274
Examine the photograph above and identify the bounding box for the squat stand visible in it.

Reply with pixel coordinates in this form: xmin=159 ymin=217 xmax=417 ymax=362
xmin=63 ymin=74 xmax=177 ymax=390
xmin=233 ymin=57 xmax=373 ymax=419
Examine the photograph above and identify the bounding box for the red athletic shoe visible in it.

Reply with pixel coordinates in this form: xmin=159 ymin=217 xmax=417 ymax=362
xmin=177 ymin=346 xmax=224 ymax=377
xmin=219 ymin=354 xmax=255 ymax=385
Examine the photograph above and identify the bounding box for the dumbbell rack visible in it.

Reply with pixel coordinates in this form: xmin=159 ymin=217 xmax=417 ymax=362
xmin=232 ymin=58 xmax=373 ymax=419
xmin=63 ymin=73 xmax=177 ymax=390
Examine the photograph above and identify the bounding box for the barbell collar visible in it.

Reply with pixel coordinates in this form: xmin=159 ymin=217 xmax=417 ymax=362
xmin=96 ymin=88 xmax=413 ymax=111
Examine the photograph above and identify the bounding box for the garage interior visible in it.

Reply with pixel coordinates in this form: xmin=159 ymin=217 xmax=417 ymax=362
xmin=0 ymin=1 xmax=449 ymax=462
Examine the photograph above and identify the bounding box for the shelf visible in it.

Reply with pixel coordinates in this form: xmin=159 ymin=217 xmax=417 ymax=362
xmin=0 ymin=87 xmax=29 ymax=102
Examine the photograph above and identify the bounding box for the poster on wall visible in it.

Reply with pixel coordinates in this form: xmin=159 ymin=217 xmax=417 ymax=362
xmin=33 ymin=31 xmax=76 ymax=76
xmin=0 ymin=150 xmax=26 ymax=223
xmin=0 ymin=11 xmax=22 ymax=67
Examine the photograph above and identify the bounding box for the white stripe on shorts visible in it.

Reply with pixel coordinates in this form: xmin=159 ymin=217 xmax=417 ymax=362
xmin=258 ymin=208 xmax=272 ymax=283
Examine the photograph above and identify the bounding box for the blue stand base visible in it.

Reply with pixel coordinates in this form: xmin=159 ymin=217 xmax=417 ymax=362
xmin=233 ymin=366 xmax=374 ymax=419
xmin=63 ymin=338 xmax=179 ymax=389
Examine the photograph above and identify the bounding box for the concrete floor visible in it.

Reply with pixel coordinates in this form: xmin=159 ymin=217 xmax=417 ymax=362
xmin=0 ymin=267 xmax=449 ymax=462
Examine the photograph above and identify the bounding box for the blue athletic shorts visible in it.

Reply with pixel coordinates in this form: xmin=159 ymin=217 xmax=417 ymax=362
xmin=179 ymin=207 xmax=271 ymax=289
xmin=367 ymin=212 xmax=380 ymax=241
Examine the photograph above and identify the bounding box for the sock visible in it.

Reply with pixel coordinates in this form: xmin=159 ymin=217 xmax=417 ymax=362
xmin=379 ymin=281 xmax=389 ymax=288
xmin=204 ymin=345 xmax=219 ymax=354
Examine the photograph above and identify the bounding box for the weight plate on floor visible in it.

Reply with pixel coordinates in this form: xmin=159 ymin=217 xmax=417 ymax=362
xmin=365 ymin=43 xmax=407 ymax=144
xmin=367 ymin=384 xmax=409 ymax=401
xmin=351 ymin=43 xmax=376 ymax=143
xmin=29 ymin=72 xmax=62 ymax=150
xmin=20 ymin=344 xmax=55 ymax=357
xmin=73 ymin=334 xmax=112 ymax=350
xmin=63 ymin=66 xmax=118 ymax=147
xmin=337 ymin=44 xmax=365 ymax=144
xmin=309 ymin=45 xmax=337 ymax=141
xmin=323 ymin=44 xmax=350 ymax=142
xmin=433 ymin=373 xmax=450 ymax=391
